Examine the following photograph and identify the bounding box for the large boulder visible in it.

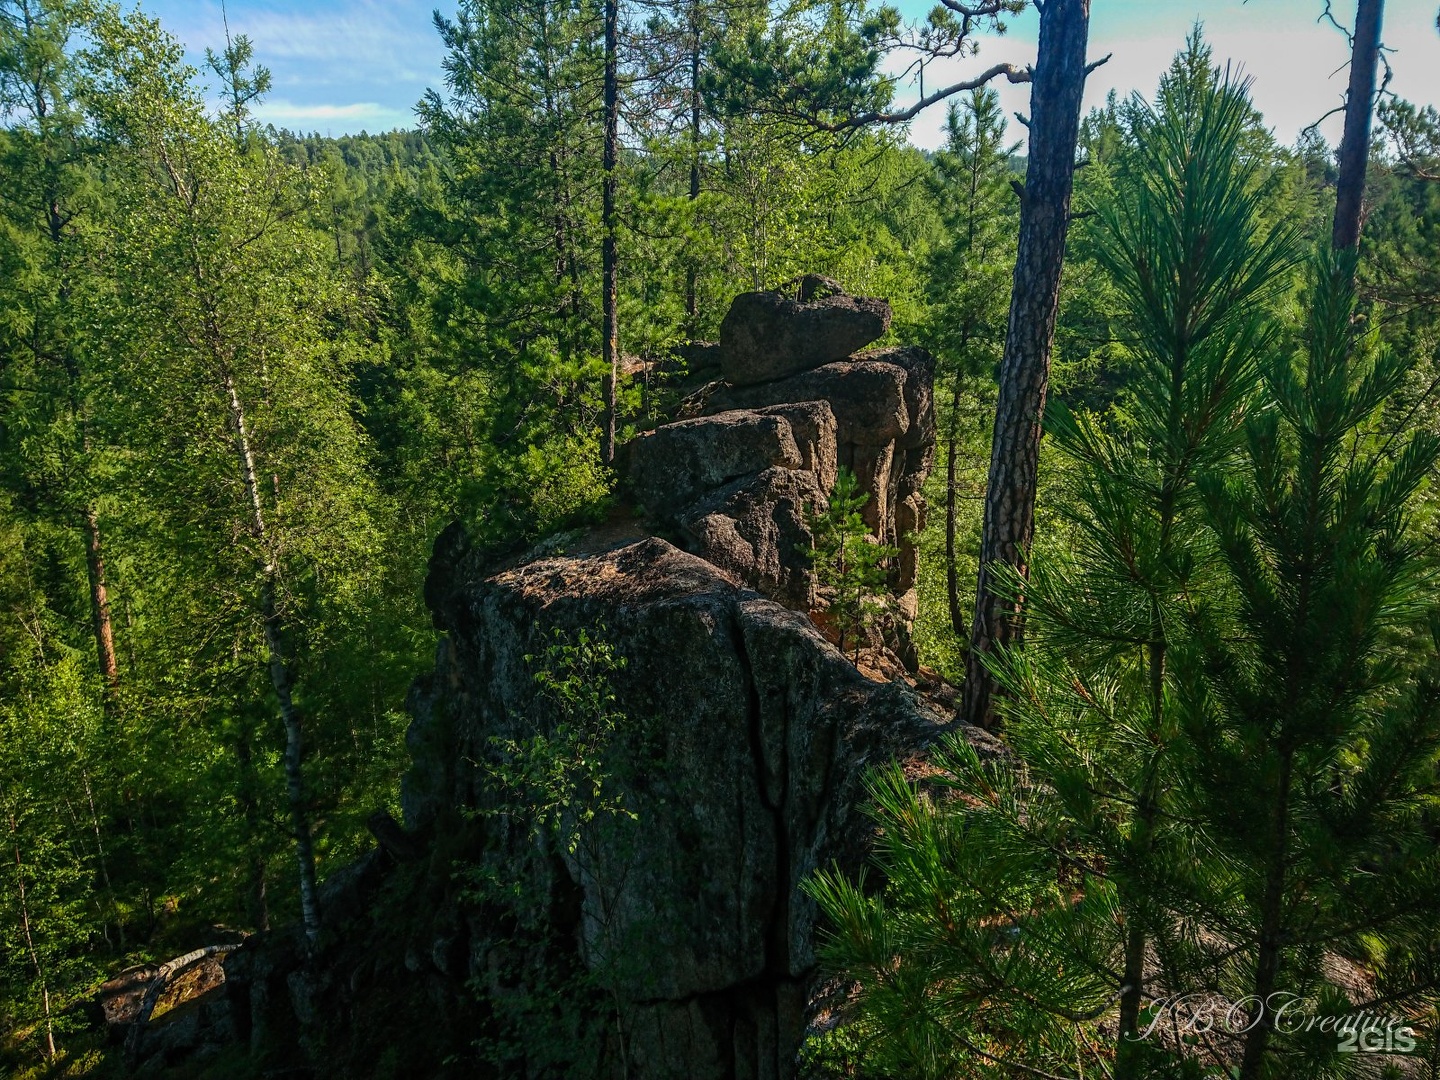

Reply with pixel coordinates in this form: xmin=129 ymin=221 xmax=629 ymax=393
xmin=628 ymin=409 xmax=804 ymax=513
xmin=720 ymin=290 xmax=891 ymax=387
xmin=627 ymin=401 xmax=844 ymax=608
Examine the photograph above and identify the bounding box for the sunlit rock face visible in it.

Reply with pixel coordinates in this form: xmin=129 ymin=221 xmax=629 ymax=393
xmin=629 ymin=281 xmax=936 ymax=633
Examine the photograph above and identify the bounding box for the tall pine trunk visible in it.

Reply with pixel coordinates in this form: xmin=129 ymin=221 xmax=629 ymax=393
xmin=685 ymin=0 xmax=702 ymax=334
xmin=1333 ymin=0 xmax=1384 ymax=255
xmin=600 ymin=0 xmax=620 ymax=465
xmin=962 ymin=0 xmax=1092 ymax=728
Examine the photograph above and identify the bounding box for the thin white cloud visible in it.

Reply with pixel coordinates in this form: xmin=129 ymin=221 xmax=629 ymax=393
xmin=167 ymin=0 xmax=436 ymax=65
xmin=253 ymin=97 xmax=414 ymax=132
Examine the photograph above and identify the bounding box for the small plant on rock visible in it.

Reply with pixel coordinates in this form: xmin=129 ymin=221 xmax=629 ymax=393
xmin=484 ymin=625 xmax=635 ymax=854
xmin=805 ymin=469 xmax=898 ymax=662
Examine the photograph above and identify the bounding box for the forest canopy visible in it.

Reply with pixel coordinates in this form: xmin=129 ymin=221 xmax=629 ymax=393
xmin=3 ymin=0 xmax=1440 ymax=1076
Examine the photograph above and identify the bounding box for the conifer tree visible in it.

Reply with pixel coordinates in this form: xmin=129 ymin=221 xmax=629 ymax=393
xmin=412 ymin=0 xmax=611 ymax=537
xmin=807 ymin=468 xmax=897 ymax=661
xmin=807 ymin=50 xmax=1305 ymax=1079
xmin=961 ymin=0 xmax=1097 ymax=729
xmin=920 ymin=87 xmax=1017 ymax=636
xmin=1175 ymin=247 xmax=1440 ymax=1077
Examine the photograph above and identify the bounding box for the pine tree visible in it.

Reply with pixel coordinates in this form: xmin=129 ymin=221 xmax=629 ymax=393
xmin=807 ymin=468 xmax=897 ymax=662
xmin=806 ymin=50 xmax=1306 ymax=1079
xmin=919 ymin=87 xmax=1017 ymax=638
xmin=1175 ymin=247 xmax=1440 ymax=1078
xmin=961 ymin=0 xmax=1097 ymax=728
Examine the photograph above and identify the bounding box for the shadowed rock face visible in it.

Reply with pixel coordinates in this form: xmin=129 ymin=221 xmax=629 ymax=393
xmin=397 ymin=536 xmax=996 ymax=1079
xmin=719 ymin=289 xmax=891 ymax=387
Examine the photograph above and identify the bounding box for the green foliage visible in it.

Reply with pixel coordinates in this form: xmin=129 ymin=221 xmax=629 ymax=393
xmin=462 ymin=625 xmax=641 ymax=1077
xmin=483 ymin=627 xmax=635 ymax=855
xmin=707 ymin=0 xmax=1024 ymax=131
xmin=7 ymin=0 xmax=1440 ymax=1074
xmin=806 ymin=468 xmax=897 ymax=660
xmin=805 ymin=50 xmax=1440 ymax=1080
xmin=1168 ymin=248 xmax=1440 ymax=1073
xmin=910 ymin=87 xmax=1018 ymax=675
xmin=395 ymin=0 xmax=614 ymax=542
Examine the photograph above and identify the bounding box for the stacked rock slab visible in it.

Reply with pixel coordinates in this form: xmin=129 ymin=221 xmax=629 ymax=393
xmin=202 ymin=284 xmax=952 ymax=1080
xmin=627 ymin=278 xmax=936 ymax=621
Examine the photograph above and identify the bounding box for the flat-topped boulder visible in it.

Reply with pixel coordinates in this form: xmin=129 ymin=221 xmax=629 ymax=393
xmin=628 ymin=409 xmax=805 ymax=513
xmin=719 ymin=285 xmax=891 ymax=387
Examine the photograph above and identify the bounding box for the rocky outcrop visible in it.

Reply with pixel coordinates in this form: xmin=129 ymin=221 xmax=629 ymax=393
xmin=695 ymin=345 xmax=936 ymax=621
xmin=389 ymin=534 xmax=998 ymax=1078
xmin=629 ymin=285 xmax=935 ymax=623
xmin=203 ymin=532 xmax=991 ymax=1080
xmin=201 ymin=281 xmax=965 ymax=1080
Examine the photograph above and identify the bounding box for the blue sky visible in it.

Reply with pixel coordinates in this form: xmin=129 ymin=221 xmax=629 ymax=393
xmin=138 ymin=0 xmax=1440 ymax=150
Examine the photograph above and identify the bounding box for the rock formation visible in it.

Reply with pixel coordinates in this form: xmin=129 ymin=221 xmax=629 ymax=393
xmin=628 ymin=280 xmax=935 ymax=631
xmin=717 ymin=275 xmax=892 ymax=386
xmin=181 ymin=280 xmax=973 ymax=1080
xmin=398 ymin=536 xmax=992 ymax=1078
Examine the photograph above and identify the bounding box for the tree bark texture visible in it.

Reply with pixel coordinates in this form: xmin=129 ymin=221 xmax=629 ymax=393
xmin=83 ymin=507 xmax=120 ymax=696
xmin=962 ymin=0 xmax=1093 ymax=728
xmin=1332 ymin=0 xmax=1384 ymax=254
xmin=600 ymin=0 xmax=621 ymax=465
xmin=686 ymin=0 xmax=702 ymax=332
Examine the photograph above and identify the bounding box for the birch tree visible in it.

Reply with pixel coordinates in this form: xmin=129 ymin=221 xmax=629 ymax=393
xmin=83 ymin=7 xmax=384 ymax=942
